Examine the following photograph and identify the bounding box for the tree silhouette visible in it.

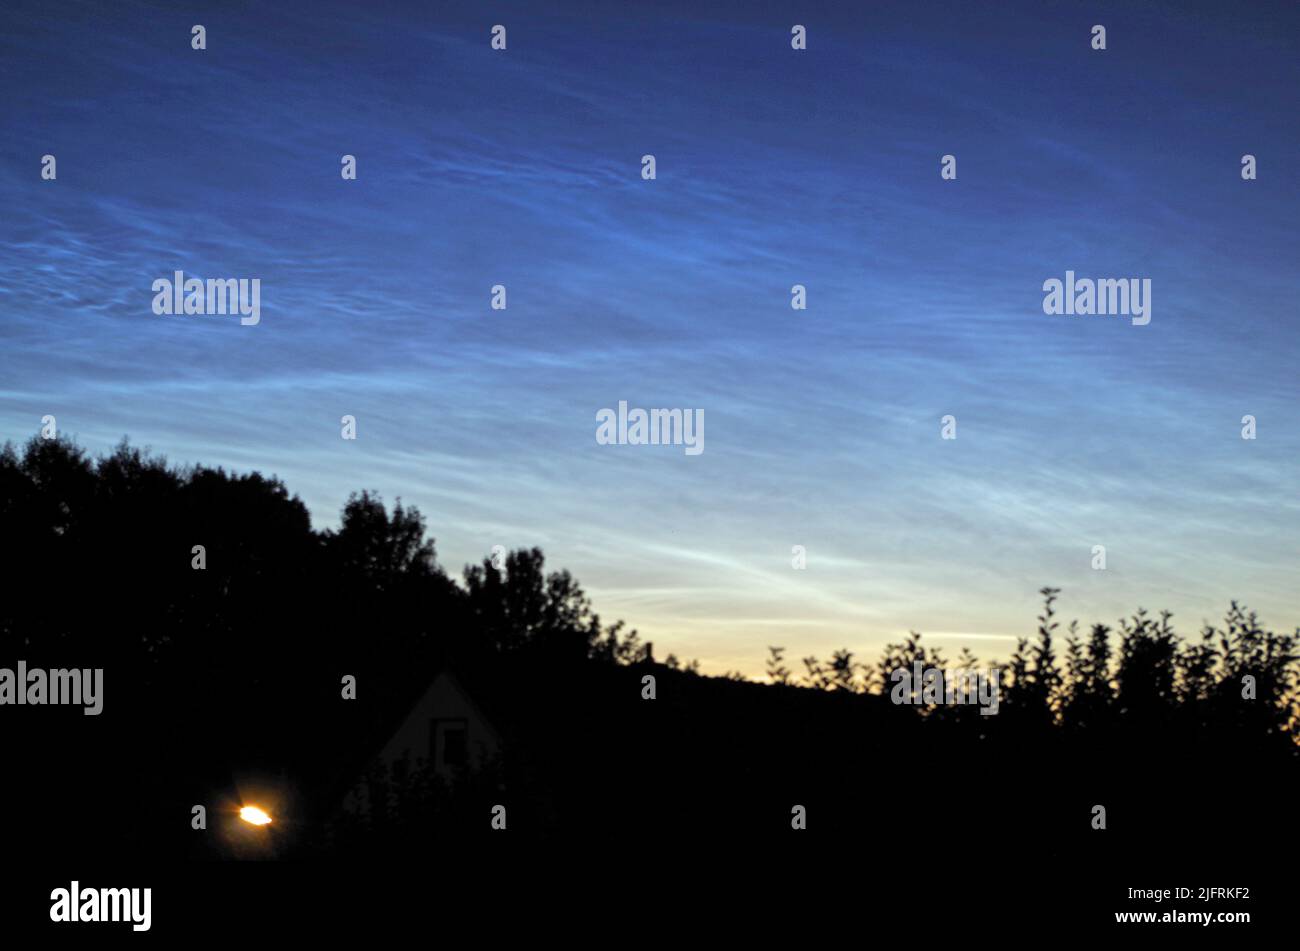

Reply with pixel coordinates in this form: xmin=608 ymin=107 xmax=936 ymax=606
xmin=2 ymin=432 xmax=1296 ymax=867
xmin=766 ymin=646 xmax=792 ymax=685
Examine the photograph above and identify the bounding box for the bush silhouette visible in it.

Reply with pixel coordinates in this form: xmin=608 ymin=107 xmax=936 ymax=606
xmin=1 ymin=433 xmax=1295 ymax=867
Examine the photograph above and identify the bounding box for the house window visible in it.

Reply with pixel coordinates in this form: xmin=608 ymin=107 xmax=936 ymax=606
xmin=442 ymin=727 xmax=467 ymax=768
xmin=431 ymin=718 xmax=469 ymax=769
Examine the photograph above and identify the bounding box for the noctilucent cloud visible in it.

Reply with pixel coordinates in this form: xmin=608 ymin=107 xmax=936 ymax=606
xmin=2 ymin=0 xmax=1297 ymax=673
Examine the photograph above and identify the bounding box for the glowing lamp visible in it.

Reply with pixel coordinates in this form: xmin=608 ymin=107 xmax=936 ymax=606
xmin=239 ymin=806 xmax=273 ymax=826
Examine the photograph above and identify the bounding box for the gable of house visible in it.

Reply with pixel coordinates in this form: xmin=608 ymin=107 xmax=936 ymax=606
xmin=341 ymin=669 xmax=502 ymax=815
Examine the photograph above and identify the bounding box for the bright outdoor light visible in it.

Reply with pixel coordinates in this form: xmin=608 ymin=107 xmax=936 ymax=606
xmin=239 ymin=805 xmax=273 ymax=826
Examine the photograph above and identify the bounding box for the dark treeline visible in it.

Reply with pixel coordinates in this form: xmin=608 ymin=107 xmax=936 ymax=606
xmin=790 ymin=586 xmax=1298 ymax=740
xmin=2 ymin=435 xmax=1296 ymax=870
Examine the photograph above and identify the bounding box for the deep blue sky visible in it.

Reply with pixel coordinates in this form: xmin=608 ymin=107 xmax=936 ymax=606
xmin=2 ymin=0 xmax=1297 ymax=672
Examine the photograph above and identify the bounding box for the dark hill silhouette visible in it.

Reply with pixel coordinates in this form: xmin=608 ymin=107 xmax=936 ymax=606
xmin=1 ymin=434 xmax=1295 ymax=890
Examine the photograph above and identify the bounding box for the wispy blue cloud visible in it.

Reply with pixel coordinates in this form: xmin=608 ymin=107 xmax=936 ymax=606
xmin=2 ymin=0 xmax=1297 ymax=672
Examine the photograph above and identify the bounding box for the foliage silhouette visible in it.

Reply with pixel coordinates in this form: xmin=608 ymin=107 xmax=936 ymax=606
xmin=1 ymin=434 xmax=1295 ymax=872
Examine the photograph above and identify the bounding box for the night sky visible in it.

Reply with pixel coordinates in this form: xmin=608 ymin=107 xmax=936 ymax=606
xmin=2 ymin=0 xmax=1296 ymax=672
